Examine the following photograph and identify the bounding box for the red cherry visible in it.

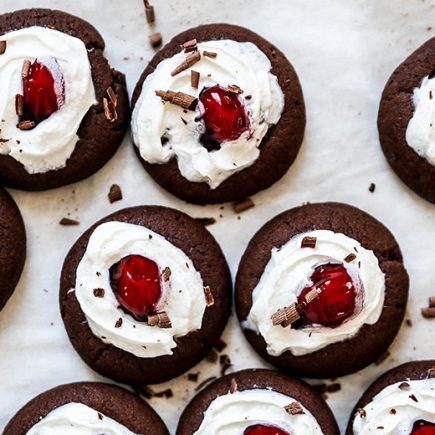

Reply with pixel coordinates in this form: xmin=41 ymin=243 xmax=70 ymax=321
xmin=22 ymin=58 xmax=64 ymax=123
xmin=109 ymin=255 xmax=162 ymax=320
xmin=297 ymin=263 xmax=358 ymax=328
xmin=411 ymin=421 xmax=435 ymax=435
xmin=197 ymin=85 xmax=249 ymax=150
xmin=244 ymin=424 xmax=291 ymax=435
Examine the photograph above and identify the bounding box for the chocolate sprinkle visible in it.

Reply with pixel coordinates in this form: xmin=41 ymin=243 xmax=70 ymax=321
xmin=285 ymin=401 xmax=305 ymax=415
xmin=108 ymin=184 xmax=122 ymax=203
xmin=147 ymin=311 xmax=172 ymax=328
xmin=145 ymin=5 xmax=155 ymax=23
xmin=59 ymin=217 xmax=79 ymax=226
xmin=301 ymin=236 xmax=317 ymax=248
xmin=155 ymin=89 xmax=198 ymax=111
xmin=93 ymin=288 xmax=105 ymax=298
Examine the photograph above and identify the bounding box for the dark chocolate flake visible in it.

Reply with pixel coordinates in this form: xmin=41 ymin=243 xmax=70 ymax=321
xmin=301 ymin=236 xmax=317 ymax=248
xmin=0 ymin=40 xmax=6 ymax=54
xmin=93 ymin=288 xmax=105 ymax=298
xmin=108 ymin=184 xmax=123 ymax=203
xmin=285 ymin=401 xmax=305 ymax=415
xmin=59 ymin=217 xmax=79 ymax=226
xmin=149 ymin=32 xmax=162 ymax=48
xmin=344 ymin=252 xmax=357 ymax=263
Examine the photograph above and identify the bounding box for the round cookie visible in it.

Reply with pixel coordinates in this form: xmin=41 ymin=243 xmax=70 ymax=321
xmin=176 ymin=368 xmax=340 ymax=435
xmin=235 ymin=202 xmax=409 ymax=378
xmin=0 ymin=187 xmax=26 ymax=311
xmin=378 ymin=37 xmax=435 ymax=203
xmin=0 ymin=9 xmax=129 ymax=191
xmin=60 ymin=205 xmax=232 ymax=384
xmin=346 ymin=360 xmax=435 ymax=434
xmin=4 ymin=381 xmax=168 ymax=434
xmin=131 ymin=23 xmax=305 ymax=204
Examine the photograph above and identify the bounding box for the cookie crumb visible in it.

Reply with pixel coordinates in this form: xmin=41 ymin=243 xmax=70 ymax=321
xmin=93 ymin=288 xmax=105 ymax=298
xmin=285 ymin=401 xmax=304 ymax=415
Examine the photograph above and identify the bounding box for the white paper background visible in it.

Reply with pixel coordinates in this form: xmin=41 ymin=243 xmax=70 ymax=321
xmin=0 ymin=0 xmax=435 ymax=433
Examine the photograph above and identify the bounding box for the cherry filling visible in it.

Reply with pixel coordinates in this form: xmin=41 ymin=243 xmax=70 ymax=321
xmin=197 ymin=84 xmax=249 ymax=151
xmin=411 ymin=421 xmax=435 ymax=435
xmin=296 ymin=263 xmax=358 ymax=328
xmin=22 ymin=58 xmax=64 ymax=123
xmin=244 ymin=424 xmax=291 ymax=435
xmin=109 ymin=255 xmax=162 ymax=320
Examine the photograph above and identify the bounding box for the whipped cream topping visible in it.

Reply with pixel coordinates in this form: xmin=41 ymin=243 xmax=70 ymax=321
xmin=132 ymin=39 xmax=284 ymax=189
xmin=26 ymin=402 xmax=137 ymax=435
xmin=353 ymin=378 xmax=435 ymax=434
xmin=0 ymin=26 xmax=96 ymax=173
xmin=244 ymin=230 xmax=385 ymax=356
xmin=193 ymin=388 xmax=323 ymax=435
xmin=74 ymin=221 xmax=206 ymax=358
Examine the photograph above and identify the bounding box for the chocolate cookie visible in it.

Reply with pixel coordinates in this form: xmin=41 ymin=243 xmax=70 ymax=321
xmin=0 ymin=187 xmax=26 ymax=311
xmin=131 ymin=23 xmax=305 ymax=204
xmin=4 ymin=381 xmax=168 ymax=434
xmin=176 ymin=369 xmax=340 ymax=435
xmin=378 ymin=38 xmax=435 ymax=203
xmin=0 ymin=9 xmax=129 ymax=191
xmin=235 ymin=202 xmax=409 ymax=378
xmin=60 ymin=205 xmax=232 ymax=384
xmin=346 ymin=360 xmax=435 ymax=434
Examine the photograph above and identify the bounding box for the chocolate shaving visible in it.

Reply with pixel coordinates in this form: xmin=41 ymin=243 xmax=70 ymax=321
xmin=181 ymin=39 xmax=198 ymax=53
xmin=106 ymin=87 xmax=117 ymax=108
xmin=171 ymin=50 xmax=201 ymax=76
xmin=97 ymin=412 xmax=103 ymax=420
xmin=344 ymin=252 xmax=357 ymax=263
xmin=155 ymin=89 xmax=198 ymax=110
xmin=108 ymin=184 xmax=122 ymax=203
xmin=59 ymin=217 xmax=79 ymax=226
xmin=369 ymin=183 xmax=376 ymax=193
xmin=421 ymin=307 xmax=435 ymax=318
xmin=398 ymin=382 xmax=410 ymax=390
xmin=285 ymin=401 xmax=305 ymax=415
xmin=409 ymin=394 xmax=418 ymax=402
xmin=357 ymin=408 xmax=367 ymax=418
xmin=103 ymin=97 xmax=118 ymax=123
xmin=188 ymin=372 xmax=199 ymax=382
xmin=115 ymin=318 xmax=123 ymax=328
xmin=21 ymin=59 xmax=31 ymax=78
xmin=304 ymin=288 xmax=319 ymax=305
xmin=147 ymin=311 xmax=172 ymax=328
xmin=301 ymin=236 xmax=317 ymax=248
xmin=191 ymin=70 xmax=200 ymax=89
xmin=204 ymin=286 xmax=215 ymax=307
xmin=429 ymin=296 xmax=435 ymax=308
xmin=195 ymin=217 xmax=216 ymax=226
xmin=233 ymin=198 xmax=255 ymax=214
xmin=93 ymin=288 xmax=105 ymax=298
xmin=195 ymin=376 xmax=217 ymax=391
xmin=271 ymin=304 xmax=300 ymax=327
xmin=17 ymin=120 xmax=35 ymax=131
xmin=0 ymin=40 xmax=6 ymax=55
xmin=145 ymin=4 xmax=155 ymax=23
xmin=15 ymin=94 xmax=24 ymax=117
xmin=149 ymin=32 xmax=162 ymax=48
xmin=203 ymin=50 xmax=217 ymax=59
xmin=162 ymin=266 xmax=171 ymax=282
xmin=229 ymin=378 xmax=238 ymax=393
xmin=228 ymin=84 xmax=243 ymax=94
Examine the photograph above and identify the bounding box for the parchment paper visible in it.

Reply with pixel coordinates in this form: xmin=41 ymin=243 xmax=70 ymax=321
xmin=1 ymin=0 xmax=435 ymax=433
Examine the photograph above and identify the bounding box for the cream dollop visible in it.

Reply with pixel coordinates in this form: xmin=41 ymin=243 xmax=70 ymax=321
xmin=0 ymin=26 xmax=96 ymax=173
xmin=244 ymin=230 xmax=385 ymax=356
xmin=26 ymin=402 xmax=138 ymax=435
xmin=353 ymin=379 xmax=435 ymax=434
xmin=193 ymin=389 xmax=323 ymax=435
xmin=406 ymin=75 xmax=435 ymax=165
xmin=131 ymin=39 xmax=284 ymax=189
xmin=74 ymin=221 xmax=206 ymax=358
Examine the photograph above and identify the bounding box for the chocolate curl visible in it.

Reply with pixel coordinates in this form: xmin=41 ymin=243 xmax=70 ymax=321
xmin=171 ymin=50 xmax=201 ymax=76
xmin=191 ymin=70 xmax=200 ymax=89
xmin=204 ymin=286 xmax=214 ymax=307
xmin=271 ymin=304 xmax=300 ymax=327
xmin=181 ymin=39 xmax=198 ymax=53
xmin=147 ymin=311 xmax=172 ymax=328
xmin=155 ymin=90 xmax=198 ymax=111
xmin=21 ymin=59 xmax=31 ymax=78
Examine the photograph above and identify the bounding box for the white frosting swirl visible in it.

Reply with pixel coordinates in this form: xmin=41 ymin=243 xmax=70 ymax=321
xmin=132 ymin=40 xmax=284 ymax=189
xmin=353 ymin=379 xmax=435 ymax=434
xmin=0 ymin=26 xmax=96 ymax=173
xmin=26 ymin=402 xmax=137 ymax=435
xmin=193 ymin=389 xmax=323 ymax=435
xmin=75 ymin=221 xmax=206 ymax=358
xmin=244 ymin=230 xmax=385 ymax=356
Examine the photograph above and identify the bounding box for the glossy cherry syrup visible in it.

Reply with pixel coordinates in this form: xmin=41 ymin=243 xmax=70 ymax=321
xmin=297 ymin=263 xmax=357 ymax=328
xmin=197 ymin=85 xmax=249 ymax=150
xmin=411 ymin=421 xmax=435 ymax=435
xmin=244 ymin=424 xmax=291 ymax=435
xmin=109 ymin=255 xmax=162 ymax=320
xmin=22 ymin=58 xmax=63 ymax=123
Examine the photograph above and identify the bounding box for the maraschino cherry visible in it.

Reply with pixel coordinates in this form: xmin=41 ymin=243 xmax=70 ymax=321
xmin=197 ymin=84 xmax=249 ymax=151
xmin=109 ymin=255 xmax=162 ymax=320
xmin=297 ymin=263 xmax=358 ymax=328
xmin=22 ymin=58 xmax=64 ymax=123
xmin=411 ymin=421 xmax=435 ymax=435
xmin=244 ymin=424 xmax=291 ymax=435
